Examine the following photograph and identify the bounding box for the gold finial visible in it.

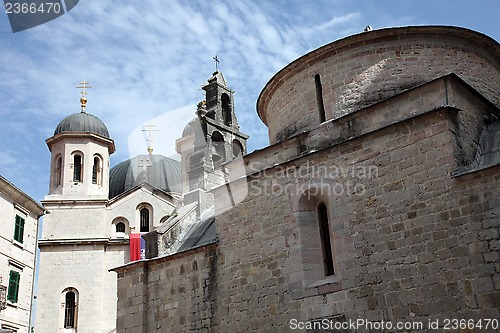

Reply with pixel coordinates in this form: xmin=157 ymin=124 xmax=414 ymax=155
xmin=77 ymin=79 xmax=92 ymax=112
xmin=142 ymin=121 xmax=159 ymax=155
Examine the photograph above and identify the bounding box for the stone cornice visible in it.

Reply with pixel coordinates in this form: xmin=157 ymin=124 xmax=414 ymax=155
xmin=243 ymin=74 xmax=500 ymax=178
xmin=38 ymin=238 xmax=129 ymax=247
xmin=46 ymin=132 xmax=116 ymax=154
xmin=0 ymin=175 xmax=46 ymax=217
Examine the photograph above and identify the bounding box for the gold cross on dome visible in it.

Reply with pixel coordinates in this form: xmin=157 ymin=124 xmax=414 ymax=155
xmin=76 ymin=79 xmax=92 ymax=112
xmin=142 ymin=122 xmax=159 ymax=155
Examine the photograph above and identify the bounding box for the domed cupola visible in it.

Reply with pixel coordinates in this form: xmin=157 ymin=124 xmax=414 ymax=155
xmin=109 ymin=154 xmax=182 ymax=198
xmin=54 ymin=112 xmax=110 ymax=138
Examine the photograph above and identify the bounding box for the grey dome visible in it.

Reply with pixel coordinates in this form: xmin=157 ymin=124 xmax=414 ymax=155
xmin=181 ymin=118 xmax=197 ymax=137
xmin=109 ymin=154 xmax=182 ymax=198
xmin=54 ymin=112 xmax=110 ymax=138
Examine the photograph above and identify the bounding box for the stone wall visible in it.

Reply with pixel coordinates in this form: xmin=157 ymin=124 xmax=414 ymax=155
xmin=210 ymin=108 xmax=499 ymax=332
xmin=116 ymin=245 xmax=218 ymax=332
xmin=115 ymin=76 xmax=500 ymax=332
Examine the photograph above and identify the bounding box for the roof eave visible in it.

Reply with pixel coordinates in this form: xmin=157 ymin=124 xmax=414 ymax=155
xmin=46 ymin=132 xmax=116 ymax=154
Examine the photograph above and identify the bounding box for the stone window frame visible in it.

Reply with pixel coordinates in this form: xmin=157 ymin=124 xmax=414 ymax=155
xmin=54 ymin=154 xmax=63 ymax=187
xmin=232 ymin=139 xmax=243 ymax=158
xmin=290 ymin=185 xmax=343 ymax=299
xmin=71 ymin=151 xmax=84 ymax=183
xmin=61 ymin=287 xmax=79 ymax=330
xmin=136 ymin=203 xmax=154 ymax=233
xmin=111 ymin=216 xmax=130 ymax=238
xmin=92 ymin=154 xmax=103 ymax=185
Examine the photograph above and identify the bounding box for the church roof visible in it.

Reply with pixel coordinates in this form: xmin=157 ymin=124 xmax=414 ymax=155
xmin=54 ymin=112 xmax=110 ymax=138
xmin=177 ymin=216 xmax=217 ymax=253
xmin=109 ymin=154 xmax=182 ymax=198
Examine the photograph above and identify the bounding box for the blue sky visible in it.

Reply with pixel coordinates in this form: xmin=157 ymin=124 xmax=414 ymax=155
xmin=0 ymin=0 xmax=499 ymax=204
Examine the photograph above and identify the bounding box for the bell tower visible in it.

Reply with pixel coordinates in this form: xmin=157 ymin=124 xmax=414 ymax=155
xmin=45 ymin=80 xmax=115 ymax=200
xmin=176 ymin=71 xmax=249 ymax=193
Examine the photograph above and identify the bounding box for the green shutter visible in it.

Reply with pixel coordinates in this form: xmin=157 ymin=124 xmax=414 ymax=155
xmin=7 ymin=270 xmax=20 ymax=303
xmin=14 ymin=215 xmax=25 ymax=243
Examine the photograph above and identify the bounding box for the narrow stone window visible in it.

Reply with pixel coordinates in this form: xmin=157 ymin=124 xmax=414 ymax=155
xmin=221 ymin=93 xmax=231 ymax=126
xmin=64 ymin=291 xmax=76 ymax=328
xmin=211 ymin=131 xmax=225 ymax=166
xmin=55 ymin=156 xmax=62 ymax=186
xmin=318 ymin=203 xmax=334 ymax=276
xmin=92 ymin=156 xmax=101 ymax=185
xmin=140 ymin=208 xmax=150 ymax=232
xmin=73 ymin=154 xmax=83 ymax=182
xmin=232 ymin=139 xmax=243 ymax=158
xmin=315 ymin=74 xmax=326 ymax=123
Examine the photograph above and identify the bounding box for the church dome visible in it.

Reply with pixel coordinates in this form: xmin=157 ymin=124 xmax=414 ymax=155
xmin=181 ymin=118 xmax=197 ymax=137
xmin=109 ymin=154 xmax=182 ymax=198
xmin=54 ymin=112 xmax=110 ymax=138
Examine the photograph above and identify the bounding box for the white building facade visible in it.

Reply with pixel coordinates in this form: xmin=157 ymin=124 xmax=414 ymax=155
xmin=0 ymin=175 xmax=45 ymax=333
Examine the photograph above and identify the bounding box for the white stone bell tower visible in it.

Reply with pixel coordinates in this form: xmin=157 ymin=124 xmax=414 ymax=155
xmin=45 ymin=80 xmax=115 ymax=200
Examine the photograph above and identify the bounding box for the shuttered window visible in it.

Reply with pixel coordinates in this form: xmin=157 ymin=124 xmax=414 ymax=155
xmin=13 ymin=215 xmax=25 ymax=243
xmin=7 ymin=270 xmax=20 ymax=303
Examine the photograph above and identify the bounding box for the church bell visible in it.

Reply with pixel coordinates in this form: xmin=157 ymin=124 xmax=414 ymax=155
xmin=211 ymin=145 xmax=221 ymax=162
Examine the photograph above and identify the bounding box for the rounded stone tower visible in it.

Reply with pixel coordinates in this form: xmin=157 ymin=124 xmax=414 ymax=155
xmin=257 ymin=26 xmax=500 ymax=144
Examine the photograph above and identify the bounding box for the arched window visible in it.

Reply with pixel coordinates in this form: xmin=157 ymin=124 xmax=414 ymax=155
xmin=116 ymin=222 xmax=125 ymax=233
xmin=318 ymin=203 xmax=334 ymax=276
xmin=211 ymin=132 xmax=225 ymax=165
xmin=92 ymin=155 xmax=102 ymax=185
xmin=295 ymin=188 xmax=337 ymax=287
xmin=54 ymin=155 xmax=62 ymax=186
xmin=64 ymin=291 xmax=76 ymax=328
xmin=73 ymin=154 xmax=83 ymax=183
xmin=221 ymin=93 xmax=232 ymax=126
xmin=232 ymin=140 xmax=243 ymax=158
xmin=140 ymin=208 xmax=150 ymax=232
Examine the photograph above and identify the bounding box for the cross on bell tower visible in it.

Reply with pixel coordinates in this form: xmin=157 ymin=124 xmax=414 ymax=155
xmin=213 ymin=55 xmax=220 ymax=72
